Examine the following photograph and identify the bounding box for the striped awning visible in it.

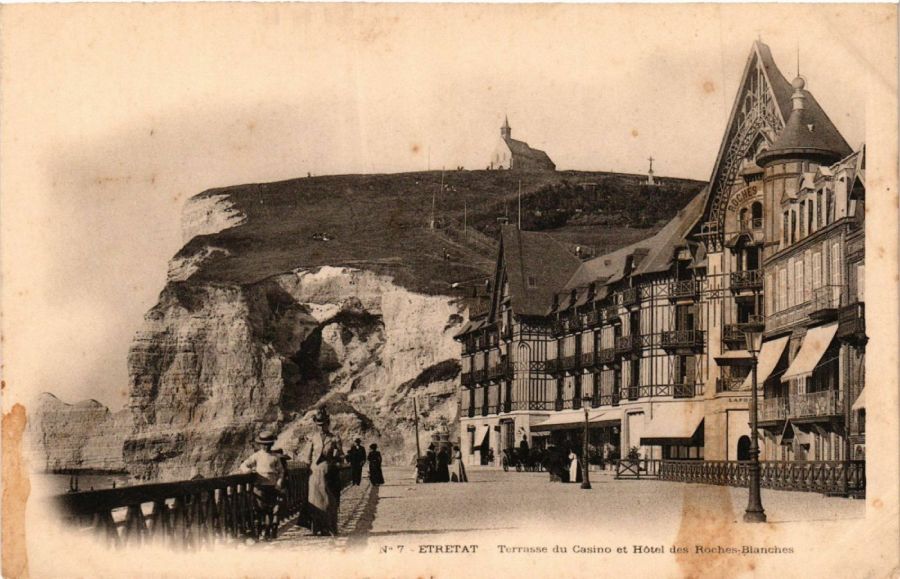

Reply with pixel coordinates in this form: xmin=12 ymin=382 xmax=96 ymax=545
xmin=741 ymin=336 xmax=789 ymax=389
xmin=852 ymin=388 xmax=866 ymax=411
xmin=531 ymin=409 xmax=623 ymax=432
xmin=781 ymin=323 xmax=838 ymax=382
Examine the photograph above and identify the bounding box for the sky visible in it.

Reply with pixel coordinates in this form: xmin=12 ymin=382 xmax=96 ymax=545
xmin=1 ymin=4 xmax=884 ymax=409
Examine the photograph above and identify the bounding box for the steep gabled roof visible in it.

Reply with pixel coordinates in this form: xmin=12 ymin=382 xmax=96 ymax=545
xmin=697 ymin=41 xmax=850 ymax=229
xmin=563 ymin=188 xmax=708 ymax=291
xmin=504 ymin=137 xmax=555 ymax=167
xmin=501 ymin=225 xmax=581 ymax=316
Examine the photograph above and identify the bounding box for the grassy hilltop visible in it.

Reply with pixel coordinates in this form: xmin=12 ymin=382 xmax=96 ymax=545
xmin=178 ymin=170 xmax=706 ymax=294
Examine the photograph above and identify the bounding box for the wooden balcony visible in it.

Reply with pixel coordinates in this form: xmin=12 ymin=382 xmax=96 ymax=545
xmin=759 ymin=397 xmax=789 ymax=422
xmin=580 ymin=351 xmax=596 ymax=369
xmin=673 ymin=383 xmax=697 ymax=399
xmin=615 ymin=335 xmax=637 ymax=355
xmin=837 ymin=302 xmax=866 ymax=345
xmin=791 ymin=390 xmax=843 ymax=419
xmin=660 ymin=329 xmax=704 ymax=352
xmin=560 ymin=355 xmax=579 ymax=372
xmin=622 ymin=383 xmax=700 ymax=400
xmin=621 ymin=287 xmax=641 ymax=308
xmin=540 ymin=358 xmax=561 ymax=375
xmin=808 ymin=285 xmax=841 ymax=323
xmin=723 ymin=316 xmax=765 ymax=345
xmin=716 ymin=376 xmax=747 ymax=393
xmin=487 ymin=360 xmax=512 ymax=380
xmin=668 ymin=279 xmax=700 ymax=302
xmin=597 ymin=347 xmax=617 ymax=366
xmin=592 ymin=393 xmax=620 ymax=408
xmin=730 ymin=269 xmax=762 ymax=293
xmin=604 ymin=305 xmax=621 ymax=324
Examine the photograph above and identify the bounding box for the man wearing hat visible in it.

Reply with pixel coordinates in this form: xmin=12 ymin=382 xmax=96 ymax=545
xmin=347 ymin=438 xmax=367 ymax=486
xmin=304 ymin=406 xmax=344 ymax=536
xmin=239 ymin=430 xmax=286 ymax=539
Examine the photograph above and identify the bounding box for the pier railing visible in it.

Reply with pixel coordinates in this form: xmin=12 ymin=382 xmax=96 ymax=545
xmin=53 ymin=465 xmax=352 ymax=548
xmin=614 ymin=459 xmax=865 ymax=495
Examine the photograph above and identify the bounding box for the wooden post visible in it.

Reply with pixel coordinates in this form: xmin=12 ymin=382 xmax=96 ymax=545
xmin=413 ymin=396 xmax=422 ymax=460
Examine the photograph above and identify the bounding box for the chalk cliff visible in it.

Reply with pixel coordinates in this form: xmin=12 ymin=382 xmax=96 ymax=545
xmin=27 ymin=393 xmax=131 ymax=473
xmin=123 ymin=266 xmax=463 ymax=481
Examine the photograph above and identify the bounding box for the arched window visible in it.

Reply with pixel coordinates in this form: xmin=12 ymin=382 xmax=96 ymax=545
xmin=799 ymin=201 xmax=806 ymax=237
xmin=738 ymin=207 xmax=748 ymax=230
xmin=790 ymin=210 xmax=797 ymax=244
xmin=751 ymin=201 xmax=763 ymax=226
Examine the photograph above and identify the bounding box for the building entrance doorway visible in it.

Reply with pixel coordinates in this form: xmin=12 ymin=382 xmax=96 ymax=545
xmin=737 ymin=435 xmax=751 ymax=461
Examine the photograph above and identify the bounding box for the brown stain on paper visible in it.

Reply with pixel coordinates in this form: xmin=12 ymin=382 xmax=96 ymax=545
xmin=674 ymin=483 xmax=756 ymax=579
xmin=2 ymin=404 xmax=30 ymax=579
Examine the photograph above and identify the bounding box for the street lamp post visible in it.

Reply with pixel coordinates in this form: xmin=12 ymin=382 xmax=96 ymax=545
xmin=581 ymin=393 xmax=592 ymax=490
xmin=744 ymin=327 xmax=766 ymax=523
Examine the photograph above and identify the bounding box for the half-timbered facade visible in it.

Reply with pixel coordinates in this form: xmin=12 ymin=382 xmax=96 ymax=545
xmin=455 ymin=41 xmax=866 ymax=474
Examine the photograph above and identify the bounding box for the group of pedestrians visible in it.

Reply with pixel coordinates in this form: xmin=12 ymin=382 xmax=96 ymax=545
xmin=420 ymin=443 xmax=467 ymax=483
xmin=238 ymin=406 xmax=386 ymax=540
xmin=345 ymin=437 xmax=385 ymax=487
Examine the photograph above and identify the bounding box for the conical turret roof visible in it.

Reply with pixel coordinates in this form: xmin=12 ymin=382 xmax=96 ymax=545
xmin=757 ymin=76 xmax=851 ymax=166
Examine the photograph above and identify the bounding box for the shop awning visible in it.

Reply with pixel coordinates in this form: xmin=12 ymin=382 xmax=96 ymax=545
xmin=530 ymin=409 xmax=623 ymax=432
xmin=741 ymin=336 xmax=789 ymax=389
xmin=715 ymin=349 xmax=753 ymax=367
xmin=781 ymin=323 xmax=838 ymax=382
xmin=852 ymin=388 xmax=866 ymax=411
xmin=473 ymin=424 xmax=490 ymax=448
xmin=640 ymin=403 xmax=704 ymax=445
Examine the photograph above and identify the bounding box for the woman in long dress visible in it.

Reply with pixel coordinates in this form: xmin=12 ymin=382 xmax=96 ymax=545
xmin=305 ymin=407 xmax=344 ymax=536
xmin=367 ymin=443 xmax=385 ymax=485
xmin=450 ymin=445 xmax=467 ymax=482
xmin=568 ymin=449 xmax=580 ymax=484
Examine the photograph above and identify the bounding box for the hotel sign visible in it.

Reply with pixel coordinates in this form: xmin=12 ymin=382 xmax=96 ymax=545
xmin=726 ymin=186 xmax=760 ymax=214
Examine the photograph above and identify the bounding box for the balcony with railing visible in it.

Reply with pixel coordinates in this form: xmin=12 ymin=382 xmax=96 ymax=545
xmin=540 ymin=358 xmax=560 ymax=375
xmin=730 ymin=269 xmax=762 ymax=292
xmin=622 ymin=383 xmax=701 ymax=400
xmin=716 ymin=375 xmax=747 ymax=393
xmin=722 ymin=315 xmax=766 ymax=345
xmin=808 ymin=285 xmax=841 ymax=322
xmin=768 ymin=284 xmax=848 ymax=334
xmin=791 ymin=390 xmax=843 ymax=419
xmin=621 ymin=287 xmax=641 ymax=308
xmin=585 ymin=310 xmax=601 ymax=328
xmin=660 ymin=329 xmax=704 ymax=352
xmin=615 ymin=335 xmax=636 ymax=355
xmin=668 ymin=280 xmax=700 ymax=302
xmin=487 ymin=360 xmax=512 ymax=380
xmin=604 ymin=305 xmax=621 ymax=324
xmin=472 ymin=369 xmax=487 ymax=384
xmin=560 ymin=354 xmax=579 ymax=372
xmin=597 ymin=347 xmax=616 ymax=366
xmin=759 ymin=397 xmax=789 ymax=422
xmin=837 ymin=302 xmax=866 ymax=343
xmin=739 ymin=217 xmax=764 ymax=232
xmin=592 ymin=392 xmax=620 ymax=408
xmin=580 ymin=351 xmax=596 ymax=369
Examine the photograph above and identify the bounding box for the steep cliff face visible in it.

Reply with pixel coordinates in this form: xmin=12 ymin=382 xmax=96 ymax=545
xmin=26 ymin=393 xmax=131 ymax=473
xmin=124 ymin=266 xmax=464 ymax=481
